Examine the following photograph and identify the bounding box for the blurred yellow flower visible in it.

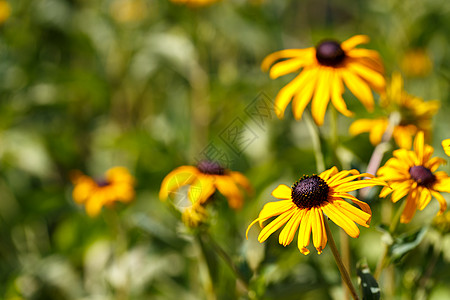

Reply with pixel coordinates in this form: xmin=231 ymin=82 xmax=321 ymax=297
xmin=378 ymin=132 xmax=450 ymax=223
xmin=159 ymin=161 xmax=252 ymax=209
xmin=350 ymin=72 xmax=439 ymax=148
xmin=71 ymin=167 xmax=135 ymax=217
xmin=0 ymin=0 xmax=11 ymax=24
xmin=169 ymin=0 xmax=220 ymax=7
xmin=442 ymin=139 xmax=450 ymax=157
xmin=110 ymin=0 xmax=148 ymax=24
xmin=432 ymin=211 xmax=450 ymax=234
xmin=182 ymin=203 xmax=209 ymax=228
xmin=262 ymin=35 xmax=385 ymax=125
xmin=247 ymin=167 xmax=387 ymax=255
xmin=401 ymin=49 xmax=432 ymax=77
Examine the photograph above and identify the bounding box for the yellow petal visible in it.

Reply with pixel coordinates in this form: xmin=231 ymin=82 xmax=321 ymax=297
xmin=297 ymin=209 xmax=312 ymax=255
xmin=258 ymin=209 xmax=295 ymax=243
xmin=400 ymin=188 xmax=418 ymax=224
xmin=413 ymin=131 xmax=425 ymax=165
xmin=269 ymin=57 xmax=306 ymax=79
xmin=159 ymin=166 xmax=198 ymax=200
xmin=261 ymin=48 xmax=314 ymax=72
xmin=273 ymin=70 xmax=311 ymax=119
xmin=258 ymin=199 xmax=296 ymax=227
xmin=319 ymin=166 xmax=339 ymax=181
xmin=271 ymin=184 xmax=292 ymax=199
xmin=430 ymin=190 xmax=447 ymax=215
xmin=332 ymin=199 xmax=371 ymax=226
xmin=311 ymin=67 xmax=332 ymax=126
xmin=327 ymin=169 xmax=360 ymax=185
xmin=341 ymin=68 xmax=374 ymax=111
xmin=188 ymin=176 xmax=216 ymax=205
xmin=417 ymin=187 xmax=432 ymax=211
xmin=311 ymin=208 xmax=326 ymax=254
xmin=291 ymin=68 xmax=318 ymax=120
xmin=322 ymin=203 xmax=360 ymax=238
xmin=228 ymin=171 xmax=253 ymax=194
xmin=442 ymin=139 xmax=450 ymax=157
xmin=279 ymin=209 xmax=304 ymax=246
xmin=346 ymin=61 xmax=386 ymax=92
xmin=331 ymin=70 xmax=353 ymax=117
xmin=341 ymin=35 xmax=370 ymax=51
xmin=215 ymin=176 xmax=244 ymax=209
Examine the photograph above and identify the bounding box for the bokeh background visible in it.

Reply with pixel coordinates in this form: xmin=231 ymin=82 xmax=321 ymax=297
xmin=0 ymin=0 xmax=449 ymax=299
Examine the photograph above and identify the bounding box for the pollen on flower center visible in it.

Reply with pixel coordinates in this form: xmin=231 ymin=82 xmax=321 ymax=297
xmin=315 ymin=40 xmax=346 ymax=67
xmin=291 ymin=175 xmax=329 ymax=209
xmin=197 ymin=161 xmax=225 ymax=175
xmin=409 ymin=165 xmax=436 ymax=186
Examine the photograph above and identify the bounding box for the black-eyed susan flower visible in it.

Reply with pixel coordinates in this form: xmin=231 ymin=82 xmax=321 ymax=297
xmin=377 ymin=132 xmax=450 ymax=223
xmin=71 ymin=167 xmax=135 ymax=217
xmin=159 ymin=161 xmax=252 ymax=210
xmin=350 ymin=72 xmax=439 ymax=149
xmin=442 ymin=139 xmax=450 ymax=157
xmin=262 ymin=35 xmax=385 ymax=125
xmin=246 ymin=167 xmax=387 ymax=255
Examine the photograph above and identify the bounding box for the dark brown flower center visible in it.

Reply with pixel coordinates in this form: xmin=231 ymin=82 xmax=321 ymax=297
xmin=409 ymin=166 xmax=436 ymax=187
xmin=96 ymin=179 xmax=110 ymax=187
xmin=291 ymin=175 xmax=329 ymax=209
xmin=197 ymin=161 xmax=225 ymax=175
xmin=315 ymin=40 xmax=346 ymax=67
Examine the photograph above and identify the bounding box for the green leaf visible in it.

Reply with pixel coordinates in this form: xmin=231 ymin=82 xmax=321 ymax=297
xmin=389 ymin=227 xmax=428 ymax=263
xmin=357 ymin=259 xmax=380 ymax=300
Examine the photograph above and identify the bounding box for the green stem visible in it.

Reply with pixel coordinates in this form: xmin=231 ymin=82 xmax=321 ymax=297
xmin=201 ymin=231 xmax=250 ymax=291
xmin=304 ymin=111 xmax=325 ymax=173
xmin=324 ymin=219 xmax=360 ymax=300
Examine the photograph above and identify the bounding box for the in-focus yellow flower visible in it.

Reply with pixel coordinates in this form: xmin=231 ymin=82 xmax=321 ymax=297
xmin=246 ymin=167 xmax=387 ymax=255
xmin=378 ymin=132 xmax=450 ymax=223
xmin=350 ymin=72 xmax=439 ymax=149
xmin=159 ymin=161 xmax=252 ymax=210
xmin=262 ymin=35 xmax=385 ymax=125
xmin=71 ymin=167 xmax=135 ymax=217
xmin=401 ymin=49 xmax=432 ymax=78
xmin=169 ymin=0 xmax=220 ymax=7
xmin=0 ymin=1 xmax=11 ymax=24
xmin=442 ymin=139 xmax=450 ymax=157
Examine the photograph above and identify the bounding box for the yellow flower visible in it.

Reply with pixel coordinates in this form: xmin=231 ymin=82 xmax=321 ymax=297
xmin=246 ymin=167 xmax=387 ymax=255
xmin=159 ymin=161 xmax=252 ymax=210
xmin=377 ymin=132 xmax=450 ymax=223
xmin=262 ymin=35 xmax=385 ymax=125
xmin=71 ymin=167 xmax=135 ymax=217
xmin=182 ymin=203 xmax=209 ymax=228
xmin=169 ymin=0 xmax=220 ymax=7
xmin=401 ymin=49 xmax=432 ymax=78
xmin=350 ymin=72 xmax=440 ymax=149
xmin=0 ymin=1 xmax=11 ymax=25
xmin=442 ymin=139 xmax=450 ymax=157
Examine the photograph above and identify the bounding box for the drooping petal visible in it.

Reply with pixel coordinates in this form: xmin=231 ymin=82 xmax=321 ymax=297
xmin=430 ymin=190 xmax=447 ymax=215
xmin=322 ymin=203 xmax=360 ymax=238
xmin=341 ymin=68 xmax=374 ymax=111
xmin=291 ymin=68 xmax=319 ymax=120
xmin=390 ymin=181 xmax=413 ymax=203
xmin=417 ymin=187 xmax=432 ymax=211
xmin=331 ymin=70 xmax=354 ymax=117
xmin=258 ymin=209 xmax=296 ymax=243
xmin=311 ymin=207 xmax=326 ymax=254
xmin=400 ymin=188 xmax=418 ymax=223
xmin=297 ymin=209 xmax=313 ymax=255
xmin=332 ymin=199 xmax=371 ymax=226
xmin=442 ymin=139 xmax=450 ymax=156
xmin=188 ymin=176 xmax=216 ymax=204
xmin=346 ymin=61 xmax=386 ymax=92
xmin=228 ymin=171 xmax=253 ymax=194
xmin=279 ymin=209 xmax=304 ymax=246
xmin=311 ymin=67 xmax=332 ymax=126
xmin=215 ymin=176 xmax=244 ymax=209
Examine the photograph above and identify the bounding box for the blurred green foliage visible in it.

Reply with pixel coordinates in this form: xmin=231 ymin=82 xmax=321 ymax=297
xmin=0 ymin=0 xmax=449 ymax=299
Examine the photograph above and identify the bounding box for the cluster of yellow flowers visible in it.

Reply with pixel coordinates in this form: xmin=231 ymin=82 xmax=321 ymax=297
xmin=71 ymin=33 xmax=449 ymax=258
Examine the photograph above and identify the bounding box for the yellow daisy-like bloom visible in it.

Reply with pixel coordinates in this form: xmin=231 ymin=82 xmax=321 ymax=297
xmin=159 ymin=161 xmax=252 ymax=210
xmin=182 ymin=203 xmax=209 ymax=228
xmin=442 ymin=139 xmax=450 ymax=157
xmin=262 ymin=35 xmax=385 ymax=125
xmin=350 ymin=72 xmax=440 ymax=149
xmin=169 ymin=0 xmax=220 ymax=7
xmin=377 ymin=132 xmax=450 ymax=223
xmin=71 ymin=167 xmax=135 ymax=217
xmin=246 ymin=167 xmax=387 ymax=255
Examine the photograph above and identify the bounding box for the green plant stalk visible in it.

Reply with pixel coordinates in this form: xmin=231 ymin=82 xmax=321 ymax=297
xmin=201 ymin=231 xmax=250 ymax=291
xmin=324 ymin=219 xmax=360 ymax=300
xmin=304 ymin=111 xmax=325 ymax=173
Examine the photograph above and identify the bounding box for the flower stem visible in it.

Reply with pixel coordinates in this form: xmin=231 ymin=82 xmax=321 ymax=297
xmin=201 ymin=231 xmax=250 ymax=291
xmin=304 ymin=111 xmax=325 ymax=173
xmin=324 ymin=219 xmax=360 ymax=300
